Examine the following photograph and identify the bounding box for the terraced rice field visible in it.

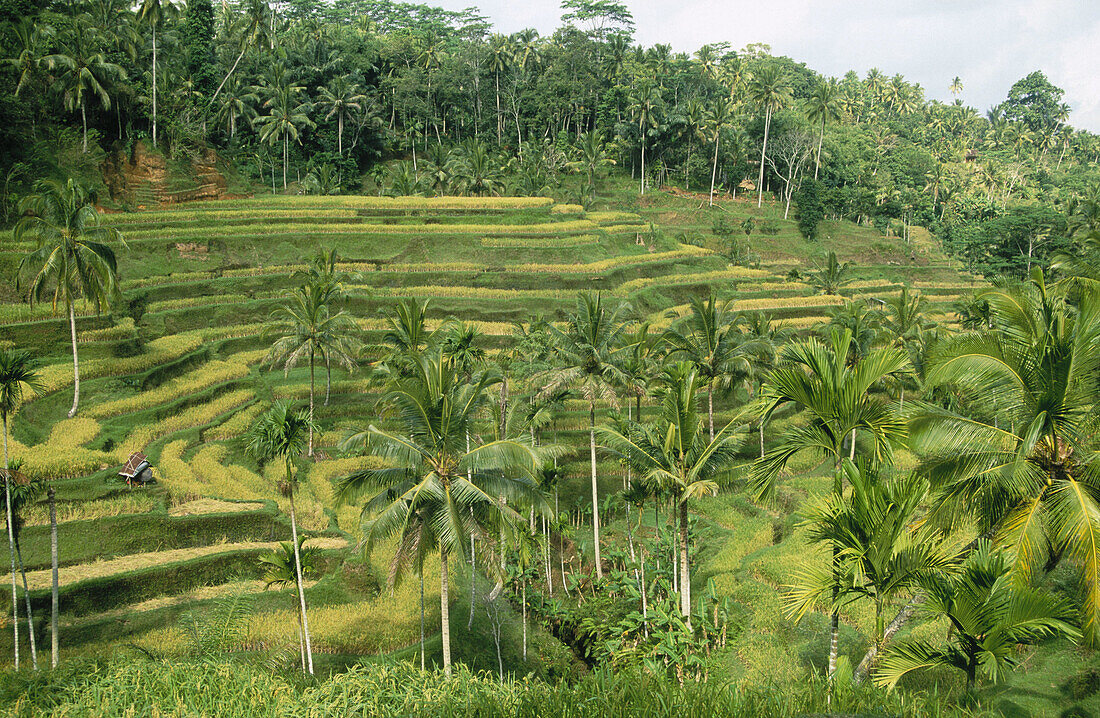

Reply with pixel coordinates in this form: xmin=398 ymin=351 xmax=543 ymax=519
xmin=0 ymin=190 xmax=982 ymax=671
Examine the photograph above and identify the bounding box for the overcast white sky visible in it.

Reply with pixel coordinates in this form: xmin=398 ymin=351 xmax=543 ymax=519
xmin=427 ymin=0 xmax=1100 ymax=132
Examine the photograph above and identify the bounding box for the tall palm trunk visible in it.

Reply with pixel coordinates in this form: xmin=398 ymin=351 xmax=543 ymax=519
xmin=759 ymin=421 xmax=765 ymax=458
xmin=757 ymin=108 xmax=772 ymax=208
xmin=419 ymin=569 xmax=425 ymax=671
xmin=14 ymin=540 xmax=36 ymax=669
xmin=521 ymin=580 xmax=527 ymax=661
xmin=440 ymin=549 xmax=451 ymax=676
xmin=640 ymin=140 xmax=646 ymax=196
xmin=81 ymin=105 xmax=88 ymax=153
xmin=283 ymin=133 xmax=288 ymax=190
xmin=337 ymin=113 xmax=343 ymax=155
xmin=589 ymin=403 xmax=603 ymax=579
xmin=709 ymin=131 xmax=720 ymax=207
xmin=679 ymin=500 xmax=691 ymax=628
xmin=287 ymin=490 xmax=314 ymax=674
xmin=68 ymin=303 xmax=80 ymax=418
xmin=307 ymin=349 xmax=314 ymax=457
xmin=3 ymin=422 xmax=18 ymax=668
xmin=48 ymin=485 xmax=57 ymax=668
xmin=210 ymin=45 xmax=248 ymax=106
xmin=814 ymin=116 xmax=825 ymax=179
xmin=707 ymin=384 xmax=715 ymax=441
xmin=324 ymin=357 xmax=331 ymax=406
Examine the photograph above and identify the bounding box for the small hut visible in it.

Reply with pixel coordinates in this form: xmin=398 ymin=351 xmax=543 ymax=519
xmin=119 ymin=452 xmax=154 ymax=487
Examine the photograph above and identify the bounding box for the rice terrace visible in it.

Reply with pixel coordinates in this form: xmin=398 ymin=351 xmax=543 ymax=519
xmin=0 ymin=0 xmax=1099 ymax=716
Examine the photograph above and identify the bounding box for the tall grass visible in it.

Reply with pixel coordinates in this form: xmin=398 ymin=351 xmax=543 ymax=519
xmin=0 ymin=658 xmax=979 ymax=717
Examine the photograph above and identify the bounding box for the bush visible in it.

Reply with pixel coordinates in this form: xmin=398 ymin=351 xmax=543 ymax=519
xmin=759 ymin=220 xmax=780 ymax=236
xmin=1065 ymin=667 xmax=1100 ymax=700
xmin=795 ymin=178 xmax=824 ymax=241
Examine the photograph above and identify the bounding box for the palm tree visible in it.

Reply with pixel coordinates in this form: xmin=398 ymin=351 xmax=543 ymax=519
xmin=664 ymin=295 xmax=759 ymax=441
xmin=214 ymin=77 xmax=257 ymax=139
xmin=738 ymin=311 xmax=792 ymax=458
xmin=807 ymin=251 xmax=853 ymax=295
xmin=573 ymin=130 xmax=610 ymax=190
xmin=949 ymin=76 xmax=964 ymax=99
xmin=880 ymin=288 xmax=934 ymax=408
xmin=316 ymin=76 xmax=367 ymax=155
xmin=909 ymin=273 xmax=1100 ymax=644
xmin=209 ymin=0 xmax=272 ymax=106
xmin=255 ymin=83 xmax=314 ymax=190
xmin=877 ymin=541 xmax=1078 ymax=692
xmin=264 ymin=281 xmax=361 ymax=457
xmin=0 ymin=349 xmax=41 ymax=669
xmin=540 ymin=292 xmax=631 ymax=579
xmin=748 ymin=65 xmax=791 ymax=207
xmin=336 ymin=351 xmax=545 ymax=676
xmin=806 ymin=78 xmax=840 ymax=180
xmin=705 ymin=99 xmax=733 ymax=207
xmin=787 ymin=461 xmax=953 ymax=653
xmin=245 ymin=402 xmax=318 ymax=675
xmin=45 ymin=23 xmax=125 ymax=152
xmin=16 ymin=178 xmax=122 ymax=418
xmin=629 ymin=80 xmax=662 ymax=196
xmin=750 ymin=328 xmax=909 ymax=677
xmin=259 ymin=536 xmax=320 ymax=672
xmin=136 ymin=0 xmax=177 ymax=147
xmin=488 ymin=34 xmax=511 ymax=146
xmin=600 ymin=362 xmax=744 ymax=626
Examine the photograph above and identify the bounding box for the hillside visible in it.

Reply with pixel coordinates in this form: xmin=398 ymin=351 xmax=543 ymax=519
xmin=3 ymin=183 xmax=1098 ymax=716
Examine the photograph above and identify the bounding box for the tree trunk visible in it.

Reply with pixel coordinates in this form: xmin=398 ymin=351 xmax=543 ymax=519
xmin=522 ymin=581 xmax=527 ymax=661
xmin=815 ymin=117 xmax=824 ymax=180
xmin=324 ymin=358 xmax=331 ymax=406
xmin=15 ymin=542 xmax=37 ymax=669
xmin=709 ymin=132 xmax=722 ymax=207
xmin=640 ymin=140 xmax=646 ymax=196
xmin=151 ymin=25 xmax=157 ymax=147
xmin=287 ymin=490 xmax=314 ymax=674
xmin=283 ymin=133 xmax=288 ymax=190
xmin=308 ymin=349 xmax=315 ymax=457
xmin=759 ymin=421 xmax=765 ymax=459
xmin=757 ymin=108 xmax=771 ymax=208
xmin=589 ymin=404 xmax=602 ymax=579
xmin=707 ymin=384 xmax=715 ymax=442
xmin=81 ymin=104 xmax=87 ymax=154
xmin=3 ymin=424 xmax=17 ymax=668
xmin=337 ymin=113 xmax=343 ymax=155
xmin=210 ymin=45 xmax=248 ymax=106
xmin=680 ymin=500 xmax=691 ymax=629
xmin=440 ymin=549 xmax=451 ymax=676
xmin=68 ymin=302 xmax=80 ymax=418
xmin=419 ymin=569 xmax=425 ymax=671
xmin=48 ymin=486 xmax=58 ymax=668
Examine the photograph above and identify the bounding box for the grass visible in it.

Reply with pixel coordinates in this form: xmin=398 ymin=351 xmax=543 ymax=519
xmin=14 ymin=537 xmax=348 ymax=591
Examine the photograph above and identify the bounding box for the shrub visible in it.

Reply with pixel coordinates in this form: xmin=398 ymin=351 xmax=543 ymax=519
xmin=759 ymin=220 xmax=780 ymax=236
xmin=795 ymin=178 xmax=824 ymax=241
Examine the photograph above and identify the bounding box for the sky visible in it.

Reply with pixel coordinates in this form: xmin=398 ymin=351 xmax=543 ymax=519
xmin=425 ymin=0 xmax=1100 ymax=132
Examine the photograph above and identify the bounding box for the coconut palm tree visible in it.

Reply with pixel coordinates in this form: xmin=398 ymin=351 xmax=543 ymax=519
xmin=629 ymin=80 xmax=662 ymax=196
xmin=136 ymin=0 xmax=177 ymax=147
xmin=750 ymin=328 xmax=909 ymax=677
xmin=316 ymin=76 xmax=367 ymax=155
xmin=0 ymin=349 xmax=41 ymax=669
xmin=245 ymin=402 xmax=318 ymax=674
xmin=209 ymin=0 xmax=272 ymax=106
xmin=909 ymin=272 xmax=1100 ymax=644
xmin=264 ymin=281 xmax=361 ymax=457
xmin=539 ymin=292 xmax=632 ymax=579
xmin=787 ymin=461 xmax=954 ymax=653
xmin=599 ymin=362 xmax=745 ymax=626
xmin=15 ymin=178 xmax=123 ymax=418
xmin=259 ymin=536 xmax=320 ymax=672
xmin=336 ymin=351 xmax=545 ymax=676
xmin=254 ymin=80 xmax=314 ymax=190
xmin=44 ymin=23 xmax=125 ymax=152
xmin=806 ymin=78 xmax=840 ymax=179
xmin=876 ymin=540 xmax=1079 ymax=692
xmin=664 ymin=294 xmax=762 ymax=441
xmin=748 ymin=65 xmax=791 ymax=207
xmin=705 ymin=99 xmax=733 ymax=207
